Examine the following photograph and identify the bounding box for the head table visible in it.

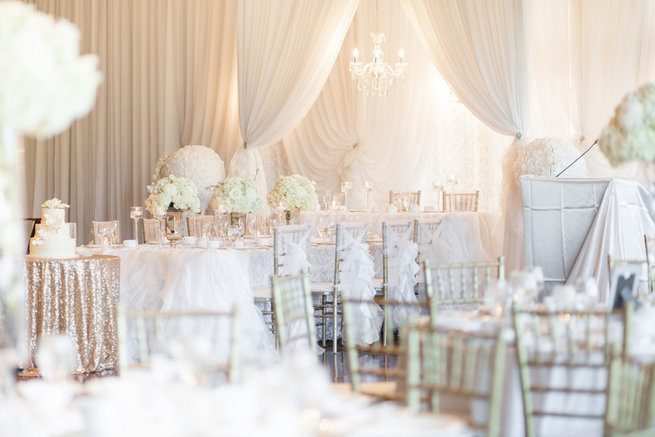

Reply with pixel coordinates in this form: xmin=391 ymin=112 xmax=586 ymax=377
xmin=74 ymin=211 xmax=498 ymax=359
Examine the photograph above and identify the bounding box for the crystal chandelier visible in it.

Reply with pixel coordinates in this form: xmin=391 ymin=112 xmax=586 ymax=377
xmin=349 ymin=1 xmax=407 ymax=96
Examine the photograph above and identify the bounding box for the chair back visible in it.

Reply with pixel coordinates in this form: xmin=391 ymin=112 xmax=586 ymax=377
xmin=442 ymin=190 xmax=479 ymax=212
xmin=389 ymin=190 xmax=421 ymax=208
xmin=644 ymin=235 xmax=655 ymax=293
xmin=334 ymin=223 xmax=370 ymax=287
xmin=92 ymin=220 xmax=120 ymax=245
xmin=413 ymin=218 xmax=444 ymax=280
xmin=607 ymin=255 xmax=649 ymax=302
xmin=341 ymin=296 xmax=425 ymax=401
xmin=273 ymin=224 xmax=312 ymax=276
xmin=512 ymin=303 xmax=632 ymax=437
xmin=187 ymin=215 xmax=218 ymax=239
xmin=142 ymin=218 xmax=162 ymax=244
xmin=272 ymin=271 xmax=317 ymax=355
xmin=381 ymin=220 xmax=420 ymax=343
xmin=118 ymin=307 xmax=240 ymax=383
xmin=424 ymin=256 xmax=505 ymax=312
xmin=605 ymin=356 xmax=655 ymax=435
xmin=405 ymin=322 xmax=506 ymax=437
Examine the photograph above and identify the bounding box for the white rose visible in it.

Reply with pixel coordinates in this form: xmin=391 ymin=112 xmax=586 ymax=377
xmin=163 ymin=183 xmax=177 ymax=197
xmin=229 ymin=187 xmax=241 ymax=200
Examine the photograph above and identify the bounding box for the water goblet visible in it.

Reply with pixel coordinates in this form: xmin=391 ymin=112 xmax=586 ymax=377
xmin=322 ymin=190 xmax=331 ymax=211
xmin=317 ymin=215 xmax=329 ymax=240
xmin=447 ymin=174 xmax=458 ymax=196
xmin=432 ymin=181 xmax=444 ymax=211
xmin=130 ymin=206 xmax=143 ymax=243
xmin=340 ymin=181 xmax=352 ymax=210
xmin=402 ymin=193 xmax=411 ymax=212
xmin=362 ymin=181 xmax=373 ymax=211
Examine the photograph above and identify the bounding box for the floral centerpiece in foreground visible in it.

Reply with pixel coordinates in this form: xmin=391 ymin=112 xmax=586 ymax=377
xmin=0 ymin=2 xmax=101 ymax=350
xmin=146 ymin=175 xmax=201 ymax=216
xmin=210 ymin=177 xmax=262 ymax=214
xmin=514 ymin=137 xmax=587 ymax=178
xmin=598 ymin=83 xmax=655 ymax=166
xmin=267 ymin=175 xmax=318 ymax=224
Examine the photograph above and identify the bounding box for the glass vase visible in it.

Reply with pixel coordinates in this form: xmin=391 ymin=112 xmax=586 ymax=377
xmin=165 ymin=210 xmax=185 ymax=246
xmin=285 ymin=208 xmax=300 ymax=225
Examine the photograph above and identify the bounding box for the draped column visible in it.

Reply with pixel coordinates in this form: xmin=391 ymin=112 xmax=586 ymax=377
xmin=228 ymin=0 xmax=359 ymax=198
xmin=402 ymin=0 xmax=530 ymax=270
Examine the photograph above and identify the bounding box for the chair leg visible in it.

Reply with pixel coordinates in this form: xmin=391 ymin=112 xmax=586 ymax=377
xmin=333 ymin=292 xmax=338 ymax=354
xmin=322 ymin=295 xmax=327 ymax=348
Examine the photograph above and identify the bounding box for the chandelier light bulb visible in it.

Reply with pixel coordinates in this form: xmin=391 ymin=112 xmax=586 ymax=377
xmin=353 ymin=48 xmax=359 ymax=62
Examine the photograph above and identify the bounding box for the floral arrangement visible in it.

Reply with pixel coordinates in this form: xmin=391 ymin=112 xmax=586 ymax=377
xmin=153 ymin=145 xmax=225 ymax=211
xmin=514 ymin=137 xmax=586 ymax=178
xmin=598 ymin=83 xmax=655 ymax=166
xmin=0 ymin=2 xmax=102 ymax=137
xmin=145 ymin=175 xmax=201 ymax=216
xmin=42 ymin=198 xmax=69 ymax=209
xmin=210 ymin=177 xmax=262 ymax=213
xmin=267 ymin=175 xmax=319 ymax=211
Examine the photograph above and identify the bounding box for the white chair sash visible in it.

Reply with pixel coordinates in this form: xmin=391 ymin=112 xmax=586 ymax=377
xmin=340 ymin=226 xmax=382 ymax=345
xmin=418 ymin=222 xmax=454 ymax=266
xmin=278 ymin=229 xmax=311 ymax=277
xmin=384 ymin=224 xmax=419 ymax=328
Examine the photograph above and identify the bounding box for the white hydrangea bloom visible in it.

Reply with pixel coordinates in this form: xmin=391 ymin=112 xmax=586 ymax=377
xmin=145 ymin=175 xmax=200 ymax=215
xmin=515 ymin=137 xmax=587 ymax=178
xmin=599 ymin=82 xmax=655 ymax=166
xmin=209 ymin=177 xmax=262 ymax=214
xmin=267 ymin=175 xmax=319 ymax=211
xmin=0 ymin=2 xmax=102 ymax=137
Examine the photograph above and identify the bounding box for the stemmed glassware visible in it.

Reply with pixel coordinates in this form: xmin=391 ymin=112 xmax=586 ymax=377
xmin=130 ymin=206 xmax=143 ymax=243
xmin=362 ymin=181 xmax=373 ymax=211
xmin=432 ymin=181 xmax=444 ymax=211
xmin=340 ymin=181 xmax=352 ymax=210
xmin=322 ymin=190 xmax=331 ymax=211
xmin=447 ymin=174 xmax=458 ymax=197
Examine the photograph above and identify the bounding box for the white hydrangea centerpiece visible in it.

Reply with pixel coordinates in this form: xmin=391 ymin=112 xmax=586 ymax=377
xmin=267 ymin=175 xmax=319 ymax=211
xmin=0 ymin=1 xmax=102 ymax=137
xmin=210 ymin=177 xmax=262 ymax=214
xmin=515 ymin=137 xmax=587 ymax=178
xmin=598 ymin=83 xmax=655 ymax=166
xmin=145 ymin=175 xmax=201 ymax=216
xmin=153 ymin=145 xmax=225 ymax=213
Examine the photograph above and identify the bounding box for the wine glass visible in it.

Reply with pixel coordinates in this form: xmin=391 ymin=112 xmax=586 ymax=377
xmin=322 ymin=190 xmax=331 ymax=211
xmin=432 ymin=181 xmax=444 ymax=211
xmin=340 ymin=181 xmax=352 ymax=210
xmin=447 ymin=174 xmax=458 ymax=197
xmin=362 ymin=181 xmax=373 ymax=211
xmin=317 ymin=215 xmax=329 ymax=240
xmin=402 ymin=193 xmax=411 ymax=212
xmin=130 ymin=206 xmax=143 ymax=243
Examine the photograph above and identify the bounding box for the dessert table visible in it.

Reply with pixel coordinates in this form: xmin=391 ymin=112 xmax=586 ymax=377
xmin=24 ymin=255 xmax=120 ymax=374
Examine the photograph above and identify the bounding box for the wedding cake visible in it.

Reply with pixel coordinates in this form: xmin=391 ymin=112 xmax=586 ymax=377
xmin=29 ymin=198 xmax=76 ymax=259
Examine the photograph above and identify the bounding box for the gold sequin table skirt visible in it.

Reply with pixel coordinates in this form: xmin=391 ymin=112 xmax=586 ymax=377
xmin=25 ymin=255 xmax=120 ymax=374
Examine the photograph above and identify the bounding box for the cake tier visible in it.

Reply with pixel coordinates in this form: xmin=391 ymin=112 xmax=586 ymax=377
xmin=29 ymin=234 xmax=76 ymax=259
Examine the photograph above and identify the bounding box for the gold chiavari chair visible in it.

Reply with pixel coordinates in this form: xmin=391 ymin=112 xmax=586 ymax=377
xmin=389 ymin=190 xmax=421 ymax=208
xmin=142 ymin=218 xmax=162 ymax=244
xmin=512 ymin=303 xmax=633 ymax=437
xmin=644 ymin=235 xmax=655 ymax=293
xmin=187 ymin=214 xmax=218 ymax=239
xmin=341 ymin=296 xmax=426 ymax=401
xmin=92 ymin=220 xmax=120 ymax=245
xmin=24 ymin=218 xmax=40 ymax=253
xmin=413 ymin=217 xmax=445 ymax=297
xmin=604 ymin=356 xmax=655 ymax=436
xmin=424 ymin=257 xmax=505 ymax=313
xmin=442 ymin=190 xmax=480 ymax=212
xmin=118 ymin=307 xmax=240 ymax=383
xmin=379 ymin=220 xmax=420 ymax=345
xmin=272 ymin=271 xmax=317 ymax=355
xmin=405 ymin=321 xmax=506 ymax=437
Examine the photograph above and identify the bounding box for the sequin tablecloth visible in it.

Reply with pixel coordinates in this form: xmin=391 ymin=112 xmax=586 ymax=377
xmin=25 ymin=255 xmax=120 ymax=374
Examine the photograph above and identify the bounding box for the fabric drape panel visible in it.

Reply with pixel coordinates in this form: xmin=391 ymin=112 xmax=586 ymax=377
xmin=402 ymin=0 xmax=529 ymax=271
xmin=229 ymin=0 xmax=359 ymax=196
xmin=402 ymin=0 xmax=529 ymax=138
xmin=527 ymin=0 xmax=655 ymax=184
xmin=22 ymin=0 xmax=240 ymax=244
xmin=282 ymin=0 xmax=451 ymax=211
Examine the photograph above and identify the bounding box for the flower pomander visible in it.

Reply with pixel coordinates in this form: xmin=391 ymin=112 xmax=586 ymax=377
xmin=210 ymin=177 xmax=262 ymax=214
xmin=267 ymin=175 xmax=319 ymax=211
xmin=599 ymin=83 xmax=655 ymax=166
xmin=145 ymin=175 xmax=201 ymax=216
xmin=514 ymin=137 xmax=587 ymax=178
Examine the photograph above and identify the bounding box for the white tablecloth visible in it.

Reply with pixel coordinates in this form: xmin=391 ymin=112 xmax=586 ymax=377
xmin=521 ymin=176 xmax=655 ymax=299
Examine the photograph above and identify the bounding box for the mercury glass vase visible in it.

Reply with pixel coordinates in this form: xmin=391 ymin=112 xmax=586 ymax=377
xmin=285 ymin=208 xmax=300 ymax=225
xmin=165 ymin=209 xmax=185 ymax=246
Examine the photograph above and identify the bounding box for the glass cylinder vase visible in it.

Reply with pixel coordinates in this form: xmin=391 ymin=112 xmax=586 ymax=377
xmin=285 ymin=208 xmax=300 ymax=225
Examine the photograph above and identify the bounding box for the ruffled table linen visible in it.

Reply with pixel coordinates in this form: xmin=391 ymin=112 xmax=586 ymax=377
xmin=24 ymin=255 xmax=120 ymax=374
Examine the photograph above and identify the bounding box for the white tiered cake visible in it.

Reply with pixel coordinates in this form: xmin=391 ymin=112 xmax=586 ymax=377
xmin=29 ymin=198 xmax=76 ymax=259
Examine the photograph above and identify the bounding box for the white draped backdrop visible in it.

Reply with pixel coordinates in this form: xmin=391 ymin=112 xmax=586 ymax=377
xmin=20 ymin=0 xmax=655 ymax=266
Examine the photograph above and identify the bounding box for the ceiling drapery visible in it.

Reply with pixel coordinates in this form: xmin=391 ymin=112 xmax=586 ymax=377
xmin=228 ymin=0 xmax=359 ymax=199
